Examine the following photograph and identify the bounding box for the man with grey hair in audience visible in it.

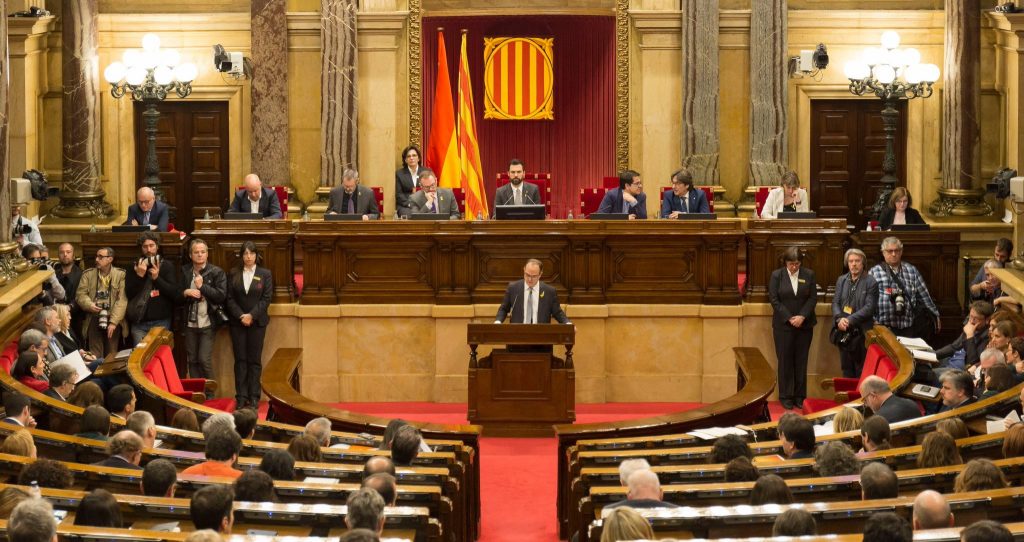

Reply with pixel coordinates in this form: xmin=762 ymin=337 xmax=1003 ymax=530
xmin=201 ymin=412 xmax=236 ymax=440
xmin=9 ymin=497 xmax=58 ymax=542
xmin=858 ymin=375 xmax=920 ymax=424
xmin=618 ymin=458 xmax=651 ymax=486
xmin=939 ymin=369 xmax=977 ymax=413
xmin=127 ymin=410 xmax=158 ymax=448
xmin=43 ymin=363 xmax=76 ymax=402
xmin=604 ymin=469 xmax=678 ymax=510
xmin=912 ymin=490 xmax=954 ymax=530
xmin=345 ymin=487 xmax=386 ymax=534
xmin=18 ymin=328 xmax=50 ymax=369
xmin=305 ymin=417 xmax=333 ymax=447
xmin=94 ymin=430 xmax=144 ymax=470
xmin=973 ymin=348 xmax=1006 ymax=395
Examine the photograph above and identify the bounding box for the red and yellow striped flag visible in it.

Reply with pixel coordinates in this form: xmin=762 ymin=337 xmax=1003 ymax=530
xmin=457 ymin=31 xmax=488 ymax=220
xmin=426 ymin=30 xmax=460 ymax=189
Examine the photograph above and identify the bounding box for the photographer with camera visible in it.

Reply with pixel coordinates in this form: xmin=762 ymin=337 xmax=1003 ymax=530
xmin=126 ymin=232 xmax=178 ymax=345
xmin=831 ymin=248 xmax=879 ymax=378
xmin=11 ymin=204 xmax=42 ymax=247
xmin=177 ymin=239 xmax=227 ymax=381
xmin=869 ymin=237 xmax=941 ymax=343
xmin=22 ymin=244 xmax=65 ymax=306
xmin=76 ymin=247 xmax=127 ymax=357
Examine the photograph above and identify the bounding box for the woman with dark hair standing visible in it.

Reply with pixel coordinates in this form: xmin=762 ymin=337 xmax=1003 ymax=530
xmin=395 ymin=145 xmax=423 ymax=217
xmin=768 ymin=247 xmax=817 ymax=410
xmin=226 ymin=241 xmax=273 ymax=409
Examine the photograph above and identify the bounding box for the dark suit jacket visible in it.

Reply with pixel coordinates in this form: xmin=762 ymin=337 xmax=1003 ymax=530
xmin=55 ymin=265 xmax=82 ymax=311
xmin=395 ymin=167 xmax=421 ymax=210
xmin=125 ymin=259 xmax=178 ymax=323
xmin=660 ymin=188 xmax=710 ymax=217
xmin=874 ymin=394 xmax=921 ymax=423
xmin=124 ymin=200 xmax=170 ymax=231
xmin=409 ymin=188 xmax=460 ymax=218
xmin=43 ymin=388 xmax=67 ymax=402
xmin=494 ymin=280 xmax=570 ymax=324
xmin=789 ymin=449 xmax=815 ymax=460
xmin=878 ymin=207 xmax=925 ymax=231
xmin=831 ymin=273 xmax=879 ymax=333
xmin=939 ymin=395 xmax=977 ymax=413
xmin=93 ymin=456 xmax=143 ymax=470
xmin=177 ymin=263 xmax=228 ymax=317
xmin=935 ymin=328 xmax=989 ymax=369
xmin=597 ymin=188 xmax=648 ymax=218
xmin=229 ymin=187 xmax=283 ymax=219
xmin=604 ymin=498 xmax=679 ymax=510
xmin=494 ymin=182 xmax=541 ymax=206
xmin=768 ymin=267 xmax=817 ymax=331
xmin=54 ymin=331 xmax=79 ymax=357
xmin=226 ymin=266 xmax=273 ymax=327
xmin=326 ymin=186 xmax=380 ymax=217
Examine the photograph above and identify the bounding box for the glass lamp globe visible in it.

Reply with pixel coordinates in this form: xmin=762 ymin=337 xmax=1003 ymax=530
xmin=873 ymin=64 xmax=896 ymax=84
xmin=863 ymin=47 xmax=883 ymax=67
xmin=844 ymin=61 xmax=870 ymax=80
xmin=903 ymin=48 xmax=921 ymax=67
xmin=923 ymin=64 xmax=940 ymax=83
xmin=142 ymin=33 xmax=161 ymax=52
xmin=905 ymin=64 xmax=923 ymax=84
xmin=142 ymin=51 xmax=160 ymax=69
xmin=173 ymin=63 xmax=198 ymax=83
xmin=153 ymin=65 xmax=174 ymax=85
xmin=103 ymin=62 xmax=126 ymax=84
xmin=880 ymin=31 xmax=901 ymax=50
xmin=125 ymin=66 xmax=147 ymax=86
xmin=122 ymin=49 xmax=142 ymax=68
xmin=160 ymin=49 xmax=181 ymax=67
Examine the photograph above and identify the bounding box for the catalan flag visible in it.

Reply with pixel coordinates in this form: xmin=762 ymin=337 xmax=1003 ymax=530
xmin=426 ymin=30 xmax=460 ymax=189
xmin=457 ymin=31 xmax=488 ymax=220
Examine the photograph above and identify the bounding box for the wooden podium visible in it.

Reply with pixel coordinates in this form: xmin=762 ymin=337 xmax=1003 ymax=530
xmin=467 ymin=324 xmax=576 ymax=437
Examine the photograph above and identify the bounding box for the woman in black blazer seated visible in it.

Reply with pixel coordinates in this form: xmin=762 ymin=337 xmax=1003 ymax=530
xmin=226 ymin=241 xmax=273 ymax=409
xmin=395 ymin=145 xmax=423 ymax=217
xmin=878 ymin=187 xmax=925 ymax=230
xmin=768 ymin=247 xmax=817 ymax=411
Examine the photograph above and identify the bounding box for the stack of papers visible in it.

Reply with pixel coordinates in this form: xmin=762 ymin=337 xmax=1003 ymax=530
xmin=897 ymin=336 xmax=937 ymax=363
xmin=51 ymin=351 xmax=92 ymax=383
xmin=987 ymin=411 xmax=1021 ymax=434
xmin=685 ymin=427 xmax=749 ymax=440
xmin=813 ymin=420 xmax=835 ymax=437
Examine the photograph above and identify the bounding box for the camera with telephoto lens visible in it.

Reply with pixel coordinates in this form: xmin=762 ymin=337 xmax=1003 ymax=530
xmin=12 ymin=222 xmax=32 ymax=238
xmin=891 ymin=288 xmax=907 ymax=316
xmin=28 ymin=257 xmax=51 ymax=272
xmin=97 ymin=309 xmax=109 ymax=330
xmin=142 ymin=255 xmax=161 ymax=269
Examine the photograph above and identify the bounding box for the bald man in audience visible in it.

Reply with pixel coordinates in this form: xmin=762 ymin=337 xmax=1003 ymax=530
xmin=94 ymin=430 xmax=144 ymax=470
xmin=229 ymin=174 xmax=283 ymax=219
xmin=362 ymin=472 xmax=397 ymax=506
xmin=125 ymin=187 xmax=169 ymax=231
xmin=913 ymin=490 xmax=954 ymax=530
xmin=363 ymin=456 xmax=396 ymax=479
xmin=859 ymin=375 xmax=921 ymax=423
xmin=604 ymin=469 xmax=678 ymax=510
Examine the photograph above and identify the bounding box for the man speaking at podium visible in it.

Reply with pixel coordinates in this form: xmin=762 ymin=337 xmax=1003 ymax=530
xmin=494 ymin=259 xmax=571 ymax=325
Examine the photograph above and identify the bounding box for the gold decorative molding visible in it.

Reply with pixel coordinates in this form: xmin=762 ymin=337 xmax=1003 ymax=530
xmin=615 ymin=0 xmax=629 ymax=172
xmin=409 ymin=0 xmax=422 ymax=147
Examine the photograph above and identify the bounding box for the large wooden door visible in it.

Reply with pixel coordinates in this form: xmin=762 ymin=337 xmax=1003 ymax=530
xmin=134 ymin=101 xmax=230 ymax=233
xmin=809 ymin=99 xmax=907 ymax=228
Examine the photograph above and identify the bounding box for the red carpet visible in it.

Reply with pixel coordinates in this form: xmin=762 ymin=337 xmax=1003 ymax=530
xmin=257 ymin=400 xmax=793 ymax=541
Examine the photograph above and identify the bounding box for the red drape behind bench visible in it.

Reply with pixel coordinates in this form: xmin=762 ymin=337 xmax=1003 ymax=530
xmin=421 ymin=16 xmax=616 ymax=218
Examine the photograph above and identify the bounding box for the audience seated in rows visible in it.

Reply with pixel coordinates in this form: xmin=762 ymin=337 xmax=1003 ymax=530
xmin=106 ymin=384 xmax=136 ymax=419
xmin=832 ymin=406 xmax=864 ymax=433
xmin=342 ymin=529 xmax=382 ymax=542
xmin=94 ymin=430 xmax=144 ymax=470
xmin=74 ymin=488 xmax=122 ymax=528
xmin=345 ymin=487 xmax=386 ymax=534
xmin=68 ymin=381 xmax=104 ymax=409
xmin=912 ymin=490 xmax=953 ymax=530
xmin=19 ymin=458 xmax=74 ymax=489
xmin=935 ymin=300 xmax=993 ymax=372
xmin=362 ymin=472 xmax=397 ymax=506
xmin=0 ymin=487 xmax=28 ymax=518
xmin=363 ymin=456 xmax=396 ymax=479
xmin=126 ymin=410 xmax=157 ymax=448
xmin=288 ymin=433 xmax=323 ymax=462
xmin=617 ymin=458 xmax=649 ymax=486
xmin=1004 ymin=424 xmax=1024 ymax=458
xmin=9 ymin=497 xmax=58 ymax=542
xmin=43 ymin=363 xmax=76 ymax=402
xmin=861 ymin=462 xmax=898 ymax=500
xmin=171 ymin=408 xmax=201 ymax=432
xmin=1 ymin=428 xmax=36 ymax=458
xmin=190 ymin=484 xmax=234 ymax=535
xmin=860 ymin=415 xmax=892 ymax=453
xmin=724 ymin=456 xmax=760 ymax=482
xmin=182 ymin=427 xmax=243 ymax=479
xmin=813 ymin=441 xmax=859 ymax=477
xmin=260 ymin=448 xmax=296 ymax=481
xmin=954 ymin=458 xmax=1008 ymax=493
xmin=709 ymin=434 xmax=752 ymax=464
xmin=750 ymin=474 xmax=792 ymax=505
xmin=773 ymin=508 xmax=816 ymax=537
xmin=859 ymin=375 xmax=920 ymax=424
xmin=962 ymin=520 xmax=1014 ymax=542
xmin=981 ymin=362 xmax=1016 ymax=399
xmin=778 ymin=414 xmax=815 ymax=459
xmin=1 ymin=393 xmax=35 ymax=429
xmin=75 ymin=405 xmax=111 ymax=441
xmin=185 ymin=530 xmax=224 ymax=542
xmin=142 ymin=458 xmax=177 ymax=497
xmin=234 ymin=469 xmax=277 ymax=502
xmin=391 ymin=425 xmax=423 ymax=466
xmin=917 ymin=431 xmax=962 ymax=469
xmin=604 ymin=469 xmax=677 ymax=510
xmin=864 ymin=512 xmax=911 ymax=542
xmin=11 ymin=350 xmax=48 ymax=392
xmin=233 ymin=408 xmax=258 ymax=440
xmin=201 ymin=412 xmax=235 ymax=439
xmin=305 ymin=416 xmax=334 ymax=447
xmin=936 ymin=417 xmax=970 ymax=440
xmin=600 ymin=507 xmax=654 ymax=542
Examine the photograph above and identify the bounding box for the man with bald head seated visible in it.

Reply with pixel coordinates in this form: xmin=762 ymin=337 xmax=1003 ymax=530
xmin=229 ymin=174 xmax=283 ymax=218
xmin=94 ymin=430 xmax=144 ymax=470
xmin=859 ymin=375 xmax=921 ymax=423
xmin=362 ymin=472 xmax=397 ymax=506
xmin=124 ymin=187 xmax=169 ymax=231
xmin=913 ymin=490 xmax=953 ymax=530
xmin=363 ymin=456 xmax=396 ymax=478
xmin=604 ymin=469 xmax=678 ymax=510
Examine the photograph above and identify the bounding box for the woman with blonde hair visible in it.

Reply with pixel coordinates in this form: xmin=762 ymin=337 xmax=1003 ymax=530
xmin=0 ymin=429 xmax=36 ymax=458
xmin=600 ymin=507 xmax=655 ymax=542
xmin=832 ymin=407 xmax=864 ymax=434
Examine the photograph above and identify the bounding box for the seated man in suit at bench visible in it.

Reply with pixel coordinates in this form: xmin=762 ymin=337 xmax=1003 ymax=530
xmin=859 ymin=375 xmax=921 ymax=424
xmin=345 ymin=488 xmax=386 ymax=535
xmin=327 ymin=168 xmax=379 ymax=220
xmin=142 ymin=458 xmax=178 ymax=498
xmin=861 ymin=462 xmax=899 ymax=500
xmin=939 ymin=370 xmax=977 ymax=413
xmin=604 ymin=469 xmax=678 ymax=511
xmin=597 ymin=170 xmax=647 ymax=220
xmin=124 ymin=187 xmax=169 ymax=231
xmin=409 ymin=170 xmax=460 ymax=219
xmin=229 ymin=174 xmax=283 ymax=219
xmin=93 ymin=430 xmax=144 ymax=470
xmin=190 ymin=484 xmax=235 ymax=535
xmin=779 ymin=415 xmax=815 ymax=460
xmin=660 ymin=167 xmax=710 ymax=218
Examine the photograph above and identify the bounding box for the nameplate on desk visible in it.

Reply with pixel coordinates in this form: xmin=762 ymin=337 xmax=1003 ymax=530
xmin=777 ymin=211 xmax=817 ymax=219
xmin=409 ymin=213 xmax=449 ymax=221
xmin=324 ymin=214 xmax=364 ymax=221
xmin=495 ymin=204 xmax=545 ymax=220
xmin=890 ymin=224 xmax=931 ymax=232
xmin=587 ymin=213 xmax=630 ymax=221
xmin=673 ymin=213 xmax=717 ymax=220
xmin=222 ymin=212 xmax=262 ymax=220
xmin=111 ymin=225 xmax=149 ymax=232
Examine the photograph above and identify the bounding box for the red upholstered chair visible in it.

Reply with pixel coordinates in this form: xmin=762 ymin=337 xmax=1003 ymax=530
xmin=452 ymin=187 xmax=466 ymax=214
xmin=754 ymin=186 xmax=771 ymax=218
xmin=236 ymin=185 xmax=289 ymax=216
xmin=602 ymin=176 xmax=620 ymax=189
xmin=0 ymin=340 xmax=18 ymax=374
xmin=660 ymin=187 xmax=716 ymax=213
xmin=580 ymin=188 xmax=609 ymax=218
xmin=371 ymin=187 xmax=384 ymax=217
xmin=495 ymin=173 xmax=552 ymax=215
xmin=143 ymin=345 xmax=236 ymax=418
xmin=801 ymin=343 xmax=900 ymax=414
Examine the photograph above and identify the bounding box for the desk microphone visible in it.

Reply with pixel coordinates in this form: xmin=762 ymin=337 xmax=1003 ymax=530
xmin=523 ymin=191 xmax=536 ymax=205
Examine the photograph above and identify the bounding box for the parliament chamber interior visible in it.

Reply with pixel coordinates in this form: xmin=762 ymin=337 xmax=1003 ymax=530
xmin=0 ymin=0 xmax=1022 ymax=541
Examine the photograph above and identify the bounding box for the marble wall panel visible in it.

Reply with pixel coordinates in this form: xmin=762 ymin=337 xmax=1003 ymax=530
xmin=251 ymin=0 xmax=291 ymax=186
xmin=0 ymin=0 xmax=10 ymax=242
xmin=320 ymin=0 xmax=359 ymax=186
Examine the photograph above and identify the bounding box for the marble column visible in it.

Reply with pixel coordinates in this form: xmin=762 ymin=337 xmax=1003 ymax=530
xmin=0 ymin=0 xmax=18 ymax=283
xmin=251 ymin=0 xmax=290 ymax=188
xmin=320 ymin=0 xmax=359 ymax=187
xmin=747 ymin=0 xmax=788 ymax=186
xmin=53 ymin=0 xmax=113 ymax=219
xmin=931 ymin=0 xmax=990 ymax=216
xmin=680 ymin=0 xmax=720 ymax=185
